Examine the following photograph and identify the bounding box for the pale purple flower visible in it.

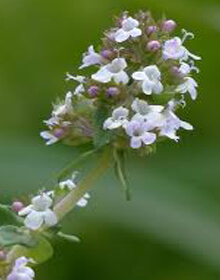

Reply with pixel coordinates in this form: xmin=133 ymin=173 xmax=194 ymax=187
xmin=131 ymin=98 xmax=164 ymax=130
xmin=163 ymin=37 xmax=201 ymax=61
xmin=176 ymin=77 xmax=198 ymax=100
xmin=92 ymin=58 xmax=129 ymax=84
xmin=158 ymin=108 xmax=193 ymax=141
xmin=114 ymin=17 xmax=142 ymax=43
xmin=79 ymin=45 xmax=102 ymax=69
xmin=7 ymin=257 xmax=35 ymax=280
xmin=132 ymin=65 xmax=163 ymax=95
xmin=125 ymin=120 xmax=156 ymax=149
xmin=19 ymin=193 xmax=58 ymax=230
xmin=103 ymin=107 xmax=129 ymax=130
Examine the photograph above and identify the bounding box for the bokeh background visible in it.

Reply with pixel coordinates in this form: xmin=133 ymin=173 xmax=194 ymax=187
xmin=0 ymin=0 xmax=220 ymax=279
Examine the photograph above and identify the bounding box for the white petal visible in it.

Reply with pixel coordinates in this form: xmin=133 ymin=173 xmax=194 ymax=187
xmin=113 ymin=71 xmax=129 ymax=84
xmin=181 ymin=121 xmax=193 ymax=130
xmin=144 ymin=65 xmax=161 ymax=80
xmin=142 ymin=132 xmax=156 ymax=145
xmin=122 ymin=17 xmax=139 ymax=31
xmin=131 ymin=137 xmax=142 ymax=149
xmin=153 ymin=81 xmax=163 ymax=94
xmin=130 ymin=28 xmax=142 ymax=38
xmin=108 ymin=58 xmax=127 ymax=73
xmin=142 ymin=80 xmax=153 ymax=95
xmin=44 ymin=209 xmax=58 ymax=227
xmin=114 ymin=29 xmax=130 ymax=43
xmin=132 ymin=71 xmax=146 ymax=81
xmin=24 ymin=211 xmax=44 ymax=230
xmin=18 ymin=205 xmax=33 ymax=216
xmin=92 ymin=67 xmax=112 ymax=83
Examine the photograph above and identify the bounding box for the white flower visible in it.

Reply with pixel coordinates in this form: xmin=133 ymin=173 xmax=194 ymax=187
xmin=158 ymin=107 xmax=193 ymax=141
xmin=114 ymin=17 xmax=142 ymax=43
xmin=131 ymin=98 xmax=164 ymax=130
xmin=7 ymin=257 xmax=35 ymax=280
xmin=79 ymin=45 xmax=102 ymax=69
xmin=53 ymin=91 xmax=73 ymax=117
xmin=176 ymin=77 xmax=198 ymax=100
xmin=66 ymin=73 xmax=86 ymax=96
xmin=125 ymin=119 xmax=156 ymax=149
xmin=132 ymin=65 xmax=163 ymax=95
xmin=19 ymin=193 xmax=58 ymax=230
xmin=163 ymin=37 xmax=201 ymax=61
xmin=59 ymin=174 xmax=90 ymax=207
xmin=40 ymin=131 xmax=59 ymax=146
xmin=103 ymin=107 xmax=129 ymax=130
xmin=92 ymin=58 xmax=129 ymax=84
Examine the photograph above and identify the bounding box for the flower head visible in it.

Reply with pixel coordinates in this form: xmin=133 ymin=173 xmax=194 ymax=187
xmin=19 ymin=193 xmax=58 ymax=230
xmin=132 ymin=65 xmax=163 ymax=95
xmin=114 ymin=17 xmax=142 ymax=43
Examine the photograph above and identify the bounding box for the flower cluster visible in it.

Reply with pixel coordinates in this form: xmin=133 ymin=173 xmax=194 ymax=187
xmin=41 ymin=11 xmax=201 ymax=154
xmin=0 ymin=10 xmax=201 ymax=280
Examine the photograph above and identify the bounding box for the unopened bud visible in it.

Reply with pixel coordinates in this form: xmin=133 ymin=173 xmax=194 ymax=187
xmin=53 ymin=127 xmax=65 ymax=139
xmin=101 ymin=49 xmax=114 ymax=60
xmin=107 ymin=87 xmax=120 ymax=97
xmin=12 ymin=201 xmax=24 ymax=212
xmin=146 ymin=25 xmax=157 ymax=35
xmin=147 ymin=40 xmax=161 ymax=52
xmin=162 ymin=20 xmax=176 ymax=32
xmin=88 ymin=86 xmax=99 ymax=98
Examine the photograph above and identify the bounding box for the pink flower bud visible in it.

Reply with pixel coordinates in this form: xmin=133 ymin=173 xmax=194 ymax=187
xmin=147 ymin=40 xmax=161 ymax=52
xmin=162 ymin=20 xmax=176 ymax=32
xmin=12 ymin=201 xmax=24 ymax=212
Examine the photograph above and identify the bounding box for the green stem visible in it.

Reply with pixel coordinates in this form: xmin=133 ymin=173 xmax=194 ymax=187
xmin=54 ymin=147 xmax=111 ymax=221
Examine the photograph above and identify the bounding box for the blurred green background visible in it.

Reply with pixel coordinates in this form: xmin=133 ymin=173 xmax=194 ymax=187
xmin=0 ymin=0 xmax=220 ymax=279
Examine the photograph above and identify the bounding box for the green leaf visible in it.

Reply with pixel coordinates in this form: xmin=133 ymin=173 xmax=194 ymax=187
xmin=0 ymin=204 xmax=23 ymax=225
xmin=0 ymin=225 xmax=38 ymax=248
xmin=113 ymin=149 xmax=131 ymax=201
xmin=93 ymin=105 xmax=112 ymax=149
xmin=8 ymin=236 xmax=54 ymax=264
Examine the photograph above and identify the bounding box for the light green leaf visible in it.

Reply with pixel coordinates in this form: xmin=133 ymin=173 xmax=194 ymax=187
xmin=0 ymin=225 xmax=38 ymax=249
